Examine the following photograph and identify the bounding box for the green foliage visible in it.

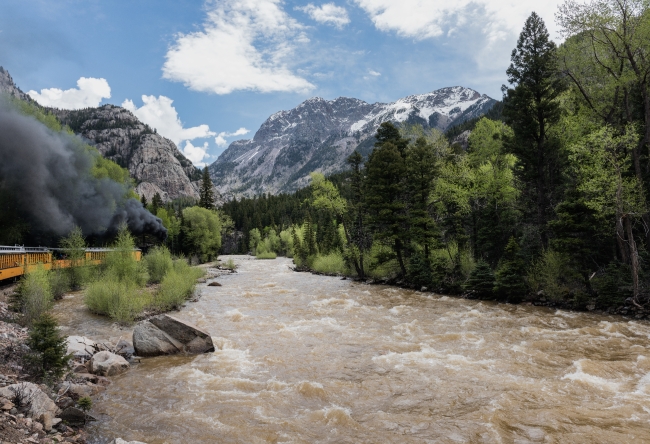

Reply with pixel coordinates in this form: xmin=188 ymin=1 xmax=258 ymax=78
xmin=85 ymin=278 xmax=149 ymax=325
xmin=60 ymin=226 xmax=89 ymax=290
xmin=48 ymin=267 xmax=71 ymax=300
xmin=494 ymin=237 xmax=528 ymax=302
xmin=593 ymin=262 xmax=631 ymax=308
xmin=223 ymin=258 xmax=237 ymax=270
xmin=527 ymin=250 xmax=579 ymax=302
xmin=256 ymin=251 xmax=277 ymax=259
xmin=465 ymin=261 xmax=495 ymax=298
xmin=77 ymin=397 xmax=93 ymax=412
xmin=182 ymin=206 xmax=222 ymax=262
xmin=144 ymin=246 xmax=173 ymax=284
xmin=16 ymin=266 xmax=53 ymax=325
xmin=311 ymin=252 xmax=347 ymax=275
xmin=199 ymin=167 xmax=215 ymax=209
xmin=155 ymin=260 xmax=203 ymax=310
xmin=103 ymin=225 xmax=148 ymax=286
xmin=407 ymin=252 xmax=434 ymax=288
xmin=26 ymin=314 xmax=70 ymax=379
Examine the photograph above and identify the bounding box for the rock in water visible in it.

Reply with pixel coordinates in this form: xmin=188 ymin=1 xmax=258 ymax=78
xmin=89 ymin=351 xmax=130 ymax=376
xmin=0 ymin=383 xmax=59 ymax=419
xmin=207 ymin=281 xmax=222 ymax=286
xmin=132 ymin=314 xmax=215 ymax=357
xmin=66 ymin=336 xmax=98 ymax=360
xmin=59 ymin=406 xmax=95 ymax=425
xmin=111 ymin=439 xmax=148 ymax=444
xmin=115 ymin=339 xmax=135 ymax=358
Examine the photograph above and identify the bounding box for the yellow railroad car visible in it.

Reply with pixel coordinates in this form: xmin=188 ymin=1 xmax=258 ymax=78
xmin=0 ymin=246 xmax=141 ymax=282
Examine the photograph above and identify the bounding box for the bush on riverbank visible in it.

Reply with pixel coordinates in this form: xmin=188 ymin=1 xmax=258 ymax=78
xmin=144 ymin=246 xmax=173 ymax=284
xmin=312 ymin=252 xmax=347 ymax=275
xmin=156 ymin=260 xmax=204 ymax=310
xmin=13 ymin=266 xmax=53 ymax=325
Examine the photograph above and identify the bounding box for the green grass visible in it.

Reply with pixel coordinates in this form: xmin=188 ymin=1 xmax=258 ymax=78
xmin=84 ymin=278 xmax=151 ymax=325
xmin=256 ymin=252 xmax=277 ymax=259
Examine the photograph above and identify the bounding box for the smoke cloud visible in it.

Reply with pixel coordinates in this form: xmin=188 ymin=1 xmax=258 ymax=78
xmin=0 ymin=101 xmax=167 ymax=241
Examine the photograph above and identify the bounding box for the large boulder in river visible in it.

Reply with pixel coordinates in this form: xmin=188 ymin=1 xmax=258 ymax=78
xmin=89 ymin=351 xmax=130 ymax=376
xmin=0 ymin=382 xmax=59 ymax=419
xmin=132 ymin=314 xmax=215 ymax=357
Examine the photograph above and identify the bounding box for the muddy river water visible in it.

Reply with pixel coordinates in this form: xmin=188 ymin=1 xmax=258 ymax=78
xmin=51 ymin=256 xmax=650 ymax=443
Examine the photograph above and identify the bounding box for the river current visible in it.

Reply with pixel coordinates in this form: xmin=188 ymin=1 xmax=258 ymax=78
xmin=51 ymin=256 xmax=650 ymax=443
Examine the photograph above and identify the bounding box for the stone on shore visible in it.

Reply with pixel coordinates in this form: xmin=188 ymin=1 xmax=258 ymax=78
xmin=66 ymin=336 xmax=97 ymax=360
xmin=59 ymin=406 xmax=96 ymax=425
xmin=132 ymin=314 xmax=215 ymax=357
xmin=0 ymin=382 xmax=59 ymax=419
xmin=115 ymin=339 xmax=135 ymax=358
xmin=90 ymin=351 xmax=130 ymax=376
xmin=111 ymin=439 xmax=148 ymax=444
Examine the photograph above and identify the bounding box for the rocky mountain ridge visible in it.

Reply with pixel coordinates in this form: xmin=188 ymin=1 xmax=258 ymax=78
xmin=0 ymin=66 xmax=203 ymax=203
xmin=209 ymin=86 xmax=495 ymax=197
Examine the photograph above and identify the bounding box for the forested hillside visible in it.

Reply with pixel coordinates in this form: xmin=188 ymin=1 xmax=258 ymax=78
xmin=220 ymin=6 xmax=650 ymax=315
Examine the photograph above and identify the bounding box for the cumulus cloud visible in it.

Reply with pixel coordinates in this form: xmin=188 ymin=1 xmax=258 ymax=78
xmin=182 ymin=141 xmax=210 ymax=167
xmin=369 ymin=70 xmax=381 ymax=76
xmin=162 ymin=0 xmax=314 ymax=95
xmin=215 ymin=128 xmax=250 ymax=147
xmin=28 ymin=77 xmax=111 ymax=109
xmin=353 ymin=0 xmax=562 ymax=69
xmin=122 ymin=95 xmax=215 ymax=146
xmin=297 ymin=3 xmax=350 ymax=28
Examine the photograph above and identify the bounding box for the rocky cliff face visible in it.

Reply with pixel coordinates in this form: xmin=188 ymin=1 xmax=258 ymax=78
xmin=0 ymin=67 xmax=32 ymax=102
xmin=0 ymin=66 xmax=203 ymax=203
xmin=209 ymin=86 xmax=495 ymax=198
xmin=52 ymin=105 xmax=203 ymax=203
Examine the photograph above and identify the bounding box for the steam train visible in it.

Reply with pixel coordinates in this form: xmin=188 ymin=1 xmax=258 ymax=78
xmin=0 ymin=245 xmax=142 ymax=281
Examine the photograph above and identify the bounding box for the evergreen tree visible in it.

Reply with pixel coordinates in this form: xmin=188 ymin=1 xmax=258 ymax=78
xmin=346 ymin=151 xmax=370 ymax=278
xmin=465 ymin=261 xmax=496 ymax=298
xmin=502 ymin=12 xmax=566 ymax=246
xmin=199 ymin=167 xmax=215 ymax=210
xmin=27 ymin=314 xmax=70 ymax=379
xmin=365 ymin=141 xmax=409 ymax=276
xmin=151 ymin=192 xmax=163 ymax=215
xmin=140 ymin=194 xmax=148 ymax=207
xmin=493 ymin=237 xmax=528 ymax=302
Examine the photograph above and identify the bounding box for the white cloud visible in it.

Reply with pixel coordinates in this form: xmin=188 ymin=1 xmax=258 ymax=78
xmin=215 ymin=127 xmax=251 ymax=147
xmin=122 ymin=95 xmax=215 ymax=146
xmin=162 ymin=0 xmax=315 ymax=95
xmin=369 ymin=70 xmax=381 ymax=76
xmin=353 ymin=0 xmax=562 ymax=70
xmin=182 ymin=141 xmax=210 ymax=167
xmin=28 ymin=77 xmax=111 ymax=109
xmin=297 ymin=3 xmax=350 ymax=28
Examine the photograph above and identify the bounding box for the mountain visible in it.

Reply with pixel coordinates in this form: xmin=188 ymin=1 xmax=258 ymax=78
xmin=0 ymin=66 xmax=203 ymax=203
xmin=52 ymin=105 xmax=203 ymax=202
xmin=209 ymin=86 xmax=496 ymax=198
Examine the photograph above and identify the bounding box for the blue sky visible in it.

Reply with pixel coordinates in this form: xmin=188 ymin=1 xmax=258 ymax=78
xmin=0 ymin=0 xmax=563 ymax=166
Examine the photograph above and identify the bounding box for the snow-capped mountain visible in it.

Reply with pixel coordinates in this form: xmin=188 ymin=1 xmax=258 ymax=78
xmin=209 ymin=86 xmax=495 ymax=197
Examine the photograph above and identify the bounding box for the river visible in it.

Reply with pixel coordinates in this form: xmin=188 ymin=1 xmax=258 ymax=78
xmin=51 ymin=256 xmax=650 ymax=443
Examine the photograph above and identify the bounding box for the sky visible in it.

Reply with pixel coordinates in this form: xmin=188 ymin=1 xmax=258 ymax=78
xmin=0 ymin=0 xmax=565 ymax=166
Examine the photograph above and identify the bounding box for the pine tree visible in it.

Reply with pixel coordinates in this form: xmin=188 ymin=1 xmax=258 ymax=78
xmin=365 ymin=140 xmax=408 ymax=276
xmin=493 ymin=237 xmax=528 ymax=302
xmin=199 ymin=167 xmax=215 ymax=210
xmin=140 ymin=194 xmax=148 ymax=207
xmin=502 ymin=12 xmax=565 ymax=246
xmin=27 ymin=314 xmax=70 ymax=379
xmin=151 ymin=193 xmax=163 ymax=215
xmin=465 ymin=261 xmax=496 ymax=298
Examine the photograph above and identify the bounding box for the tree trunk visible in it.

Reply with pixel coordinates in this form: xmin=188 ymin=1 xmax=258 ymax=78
xmin=624 ymin=215 xmax=641 ymax=304
xmin=395 ymin=239 xmax=407 ymax=277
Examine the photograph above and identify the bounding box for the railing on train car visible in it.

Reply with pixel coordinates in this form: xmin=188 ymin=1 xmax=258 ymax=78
xmin=0 ymin=246 xmax=141 ymax=280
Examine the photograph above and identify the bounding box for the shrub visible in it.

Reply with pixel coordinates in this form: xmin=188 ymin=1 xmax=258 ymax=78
xmin=85 ymin=278 xmax=150 ymax=325
xmin=48 ymin=267 xmax=71 ymax=300
xmin=77 ymin=396 xmax=92 ymax=412
xmin=60 ymin=226 xmax=88 ymax=290
xmin=407 ymin=252 xmax=433 ymax=288
xmin=156 ymin=260 xmax=204 ymax=310
xmin=26 ymin=314 xmax=70 ymax=379
xmin=103 ymin=225 xmax=148 ymax=286
xmin=16 ymin=266 xmax=53 ymax=325
xmin=223 ymin=258 xmax=236 ymax=270
xmin=312 ymin=252 xmax=347 ymax=275
xmin=593 ymin=262 xmax=631 ymax=308
xmin=465 ymin=261 xmax=495 ymax=297
xmin=144 ymin=246 xmax=173 ymax=284
xmin=528 ymin=249 xmax=576 ymax=302
xmin=182 ymin=206 xmax=222 ymax=262
xmin=256 ymin=251 xmax=277 ymax=259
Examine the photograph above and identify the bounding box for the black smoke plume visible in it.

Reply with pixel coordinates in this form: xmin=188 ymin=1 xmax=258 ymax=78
xmin=0 ymin=100 xmax=167 ymax=243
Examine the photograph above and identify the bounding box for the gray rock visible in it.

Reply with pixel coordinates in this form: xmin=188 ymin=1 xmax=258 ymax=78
xmin=66 ymin=336 xmax=97 ymax=360
xmin=89 ymin=351 xmax=130 ymax=376
xmin=115 ymin=339 xmax=135 ymax=358
xmin=0 ymin=383 xmax=59 ymax=420
xmin=60 ymin=382 xmax=105 ymax=398
xmin=133 ymin=315 xmax=214 ymax=357
xmin=111 ymin=439 xmax=148 ymax=444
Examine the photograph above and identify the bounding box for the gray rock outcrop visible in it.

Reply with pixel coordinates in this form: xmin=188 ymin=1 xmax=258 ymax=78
xmin=89 ymin=351 xmax=130 ymax=376
xmin=132 ymin=314 xmax=215 ymax=357
xmin=0 ymin=66 xmax=32 ymax=102
xmin=0 ymin=382 xmax=59 ymax=420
